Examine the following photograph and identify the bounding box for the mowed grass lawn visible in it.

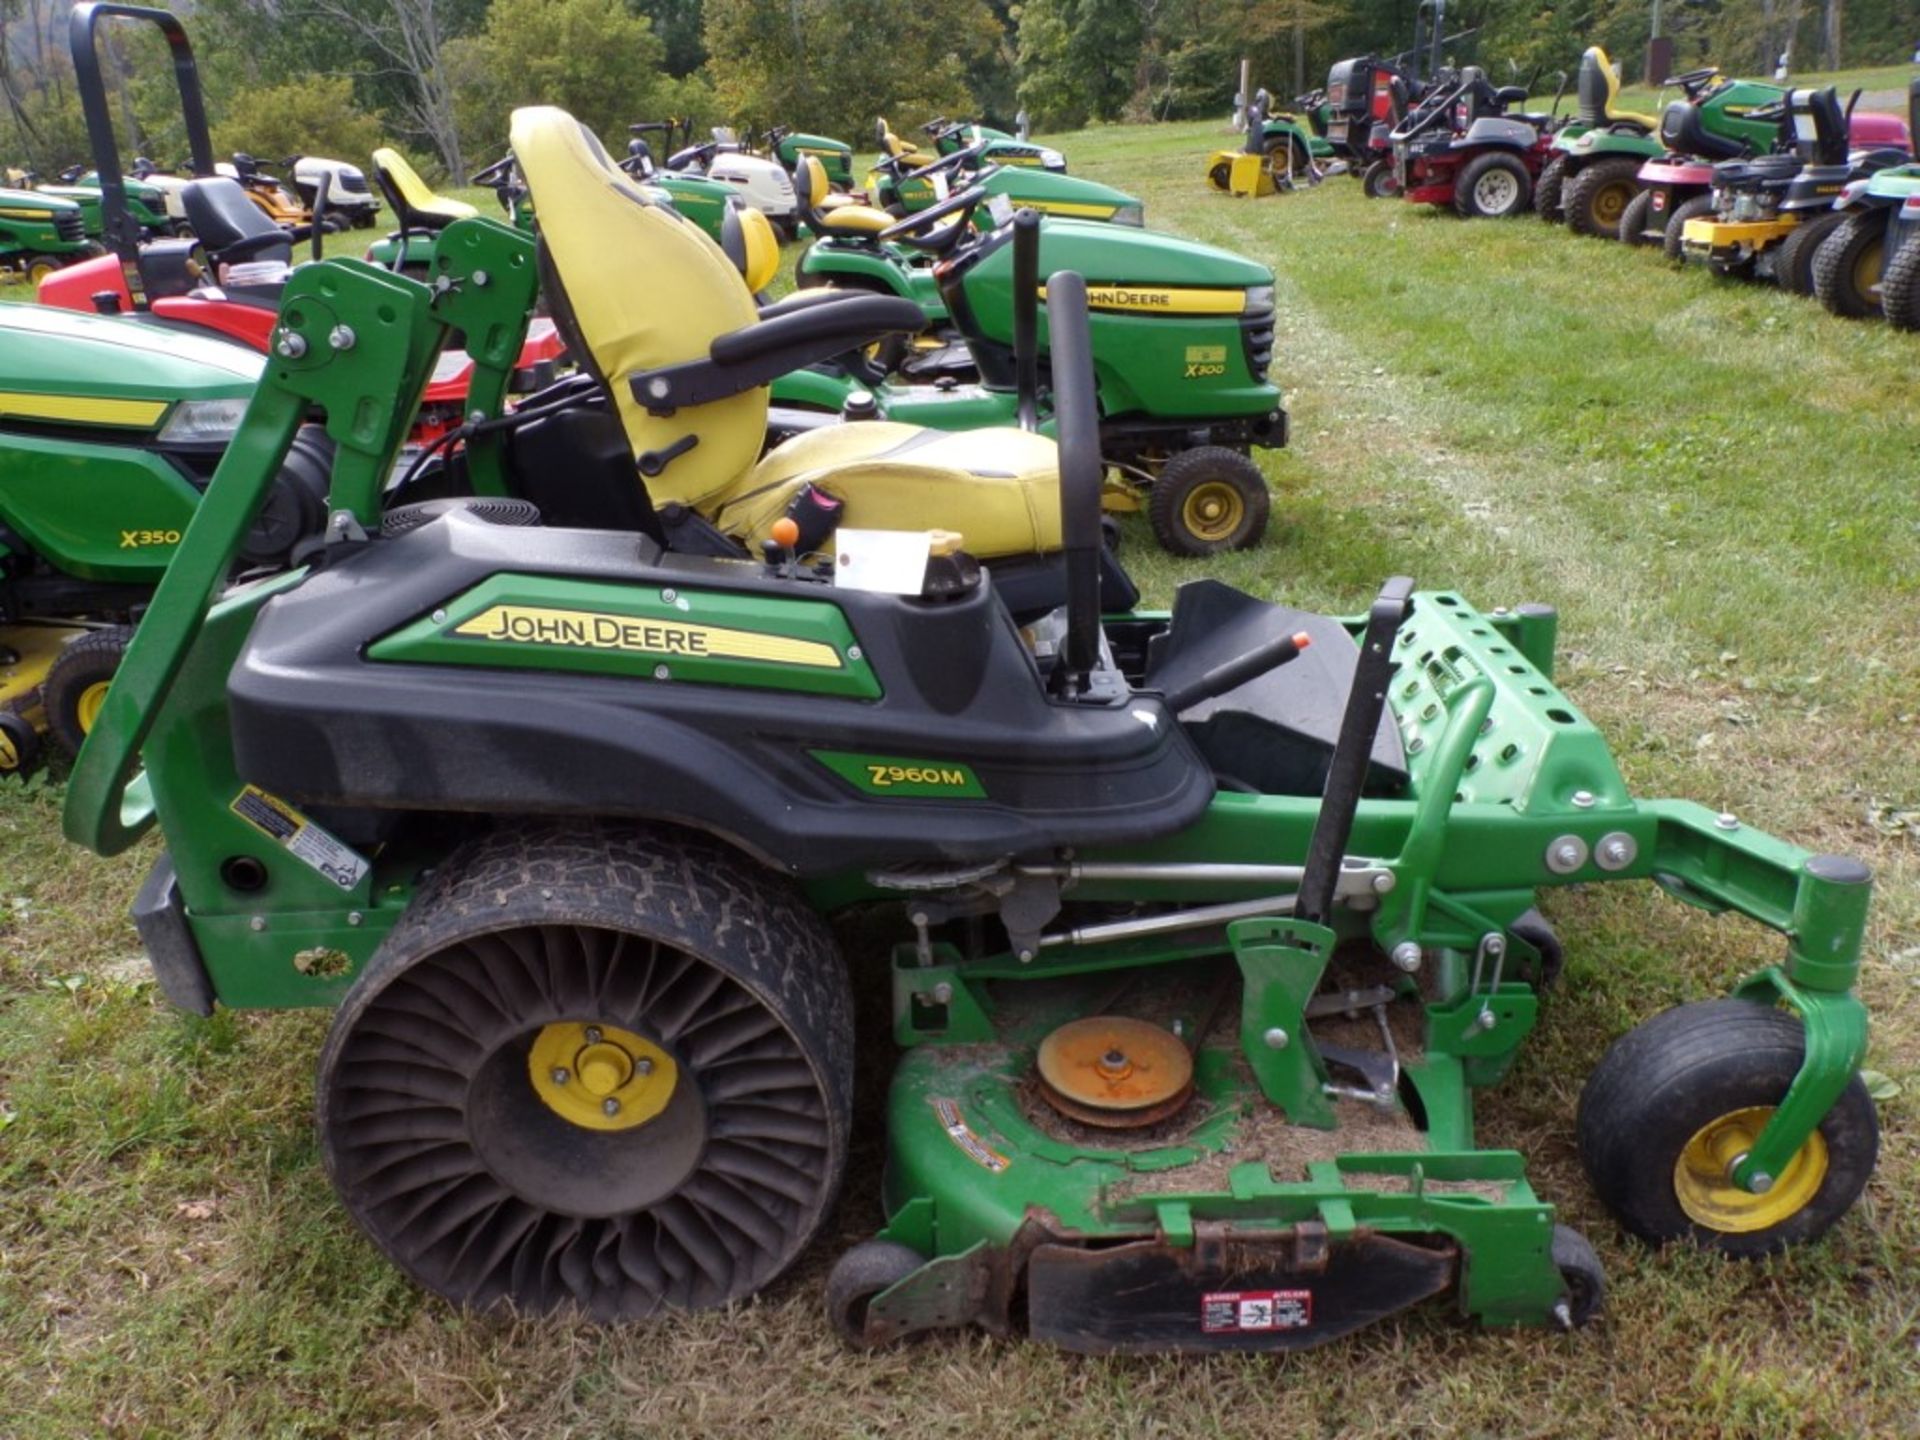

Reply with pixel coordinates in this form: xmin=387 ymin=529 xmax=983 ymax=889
xmin=3 ymin=114 xmax=1918 ymax=1438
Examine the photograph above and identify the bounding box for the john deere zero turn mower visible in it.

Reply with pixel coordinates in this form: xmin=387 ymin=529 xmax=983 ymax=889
xmin=63 ymin=103 xmax=1880 ymax=1349
xmin=1535 ymin=47 xmax=1660 ymax=235
xmin=785 ymin=160 xmax=1285 ymax=554
xmin=1813 ymin=80 xmax=1920 ymax=321
xmin=1681 ymin=88 xmax=1910 ymax=289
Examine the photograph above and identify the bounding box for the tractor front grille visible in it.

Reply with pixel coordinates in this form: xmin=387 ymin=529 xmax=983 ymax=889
xmin=336 ymin=172 xmax=371 ymax=194
xmin=53 ymin=210 xmax=85 ymax=243
xmin=1241 ymin=298 xmax=1275 ymax=380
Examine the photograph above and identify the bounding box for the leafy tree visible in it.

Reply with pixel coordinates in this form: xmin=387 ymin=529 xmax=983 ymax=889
xmin=217 ymin=75 xmax=388 ymax=165
xmin=448 ymin=0 xmax=712 ymax=165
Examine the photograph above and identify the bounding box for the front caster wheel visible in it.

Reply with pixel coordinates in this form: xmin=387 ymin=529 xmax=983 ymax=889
xmin=1147 ymin=446 xmax=1271 ymax=556
xmin=1361 ymin=159 xmax=1400 ymax=199
xmin=1577 ymin=999 xmax=1878 ymax=1257
xmin=1550 ymin=1224 xmax=1605 ymax=1329
xmin=318 ymin=823 xmax=854 ymax=1320
xmin=825 ymin=1240 xmax=926 ymax=1347
xmin=43 ymin=625 xmax=133 ymax=757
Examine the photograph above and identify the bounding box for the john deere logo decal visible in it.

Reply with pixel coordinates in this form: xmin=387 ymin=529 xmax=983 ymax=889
xmin=456 ymin=603 xmax=843 ymax=669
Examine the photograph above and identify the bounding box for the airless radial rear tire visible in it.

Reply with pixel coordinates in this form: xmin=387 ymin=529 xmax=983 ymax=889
xmin=1576 ymin=999 xmax=1877 ymax=1257
xmin=1564 ymin=157 xmax=1641 ymax=239
xmin=1617 ymin=188 xmax=1656 ymax=247
xmin=318 ymin=823 xmax=854 ymax=1320
xmin=1812 ymin=212 xmax=1887 ymax=317
xmin=1148 ymin=446 xmax=1271 ymax=556
xmin=1881 ymin=235 xmax=1920 ymax=330
xmin=1454 ymin=152 xmax=1532 ymax=220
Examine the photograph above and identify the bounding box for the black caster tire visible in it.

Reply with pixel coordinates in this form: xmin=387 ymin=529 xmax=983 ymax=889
xmin=1361 ymin=159 xmax=1400 ymax=200
xmin=1551 ymin=1224 xmax=1605 ymax=1329
xmin=42 ymin=625 xmax=133 ymax=758
xmin=1577 ymin=999 xmax=1878 ymax=1257
xmin=1147 ymin=446 xmax=1271 ymax=556
xmin=1812 ymin=211 xmax=1886 ymax=317
xmin=1509 ymin=907 xmax=1565 ymax=990
xmin=317 ymin=822 xmax=854 ymax=1320
xmin=1564 ymin=157 xmax=1640 ymax=239
xmin=1207 ymin=161 xmax=1233 ymax=191
xmin=0 ymin=709 xmax=41 ymax=776
xmin=825 ymin=1240 xmax=926 ymax=1347
xmin=1618 ymin=188 xmax=1656 ymax=247
xmin=1454 ymin=152 xmax=1532 ymax=220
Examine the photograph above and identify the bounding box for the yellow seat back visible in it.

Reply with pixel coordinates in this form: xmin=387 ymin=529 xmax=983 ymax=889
xmin=370 ymin=147 xmax=478 ymax=223
xmin=509 ymin=106 xmax=765 ymax=509
xmin=1583 ymin=48 xmax=1660 ymax=131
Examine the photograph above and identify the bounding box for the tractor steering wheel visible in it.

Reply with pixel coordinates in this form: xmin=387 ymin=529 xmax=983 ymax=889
xmin=877 ymin=183 xmax=987 ymax=253
xmin=1669 ymin=67 xmax=1719 ymax=93
xmin=900 ymin=142 xmax=989 ymax=184
xmin=471 ymin=155 xmax=516 ymax=189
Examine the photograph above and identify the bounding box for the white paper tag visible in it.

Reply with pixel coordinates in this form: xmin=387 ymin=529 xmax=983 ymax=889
xmin=987 ymin=193 xmax=1015 ymax=227
xmin=833 ymin=528 xmax=931 ymax=595
xmin=931 ymin=172 xmax=951 ymax=201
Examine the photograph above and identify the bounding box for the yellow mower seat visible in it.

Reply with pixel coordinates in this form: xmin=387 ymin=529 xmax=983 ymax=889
xmin=1579 ymin=47 xmax=1659 ymax=132
xmin=371 ymin=147 xmax=478 ymax=229
xmin=797 ymin=156 xmax=896 ymax=235
xmin=508 ymin=105 xmax=1061 ymax=557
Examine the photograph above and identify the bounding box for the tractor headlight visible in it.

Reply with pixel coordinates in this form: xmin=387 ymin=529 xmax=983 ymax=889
xmin=157 ymin=397 xmax=248 ymax=445
xmin=1242 ymin=284 xmax=1275 ymax=316
xmin=1111 ymin=202 xmax=1145 ymax=226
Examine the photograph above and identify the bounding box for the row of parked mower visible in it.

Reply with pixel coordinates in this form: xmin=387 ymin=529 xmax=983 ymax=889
xmin=1218 ymin=30 xmax=1920 ymax=328
xmin=0 ymin=0 xmax=1884 ymax=1363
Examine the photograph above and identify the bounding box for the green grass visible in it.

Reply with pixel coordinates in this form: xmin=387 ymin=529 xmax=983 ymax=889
xmin=4 ymin=120 xmax=1920 ymax=1438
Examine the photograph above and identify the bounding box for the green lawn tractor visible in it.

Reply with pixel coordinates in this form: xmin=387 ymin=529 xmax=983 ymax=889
xmin=1680 ymin=88 xmax=1912 ymax=291
xmin=62 ymin=108 xmax=1880 ymax=1351
xmin=0 ymin=183 xmax=93 ymax=285
xmin=766 ymin=124 xmax=855 ymax=187
xmin=921 ymin=113 xmax=1065 ymax=172
xmin=785 ymin=162 xmax=1285 ymax=554
xmin=45 ymin=165 xmax=175 ymax=236
xmin=1813 ymin=80 xmax=1920 ymax=322
xmin=1534 ymin=47 xmax=1660 ymax=235
xmin=869 ymin=134 xmax=1142 ymax=226
xmin=1621 ymin=76 xmax=1793 ymax=254
xmin=0 ymin=299 xmax=334 ymax=772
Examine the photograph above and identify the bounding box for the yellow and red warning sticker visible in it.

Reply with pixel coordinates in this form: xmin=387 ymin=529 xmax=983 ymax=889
xmin=930 ymin=1097 xmax=1009 ymax=1173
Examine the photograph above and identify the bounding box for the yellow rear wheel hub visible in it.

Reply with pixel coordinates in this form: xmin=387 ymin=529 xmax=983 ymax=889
xmin=527 ymin=1021 xmax=677 ymax=1132
xmin=1180 ymin=481 xmax=1246 ymax=543
xmin=1855 ymin=240 xmax=1883 ymax=300
xmin=75 ymin=680 xmax=111 ymax=735
xmin=1672 ymin=1105 xmax=1827 ymax=1233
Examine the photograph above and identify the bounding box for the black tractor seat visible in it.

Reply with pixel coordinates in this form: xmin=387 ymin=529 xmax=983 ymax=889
xmin=1715 ymin=154 xmax=1801 ymax=187
xmin=179 ymin=176 xmax=293 ymax=292
xmin=1662 ymin=98 xmax=1748 ymax=160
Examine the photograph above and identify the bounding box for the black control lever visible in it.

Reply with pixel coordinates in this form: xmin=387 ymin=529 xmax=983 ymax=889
xmin=1297 ymin=577 xmax=1415 ymax=927
xmin=1156 ymin=629 xmax=1311 ymax=714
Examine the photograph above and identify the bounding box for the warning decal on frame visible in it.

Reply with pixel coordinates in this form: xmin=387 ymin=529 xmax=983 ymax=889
xmin=1200 ymin=1289 xmax=1312 ymax=1334
xmin=230 ymin=785 xmax=370 ymax=892
xmin=930 ymin=1097 xmax=1010 ymax=1173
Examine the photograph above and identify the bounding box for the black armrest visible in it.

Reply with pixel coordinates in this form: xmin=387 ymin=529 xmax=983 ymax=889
xmin=755 ymin=289 xmax=871 ymax=322
xmin=628 ymin=293 xmax=925 ymax=415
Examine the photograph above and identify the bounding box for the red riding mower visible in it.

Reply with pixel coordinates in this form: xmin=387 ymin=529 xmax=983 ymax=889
xmin=1389 ymin=66 xmax=1558 ymax=218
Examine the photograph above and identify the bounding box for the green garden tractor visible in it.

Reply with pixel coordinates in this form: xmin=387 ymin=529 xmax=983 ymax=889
xmin=60 ymin=105 xmax=1880 ymax=1354
xmin=869 ymin=131 xmax=1142 ymax=225
xmin=784 ymin=161 xmax=1285 ymax=555
xmin=1534 ymin=47 xmax=1659 ymax=235
xmin=0 ymin=183 xmax=93 ymax=284
xmin=1813 ymin=80 xmax=1920 ymax=322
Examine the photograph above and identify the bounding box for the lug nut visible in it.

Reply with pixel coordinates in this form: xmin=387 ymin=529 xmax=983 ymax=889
xmin=636 ymin=1058 xmax=653 ymax=1076
xmin=584 ymin=1027 xmax=602 ymax=1045
xmin=550 ymin=1067 xmax=570 ymax=1086
xmin=602 ymin=1097 xmax=621 ymax=1117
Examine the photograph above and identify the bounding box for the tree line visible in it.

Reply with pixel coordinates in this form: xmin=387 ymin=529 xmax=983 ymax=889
xmin=1 ymin=0 xmax=1913 ymax=179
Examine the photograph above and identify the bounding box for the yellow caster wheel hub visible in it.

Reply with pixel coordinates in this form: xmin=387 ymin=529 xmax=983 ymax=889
xmin=528 ymin=1020 xmax=677 ymax=1132
xmin=1673 ymin=1105 xmax=1828 ymax=1233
